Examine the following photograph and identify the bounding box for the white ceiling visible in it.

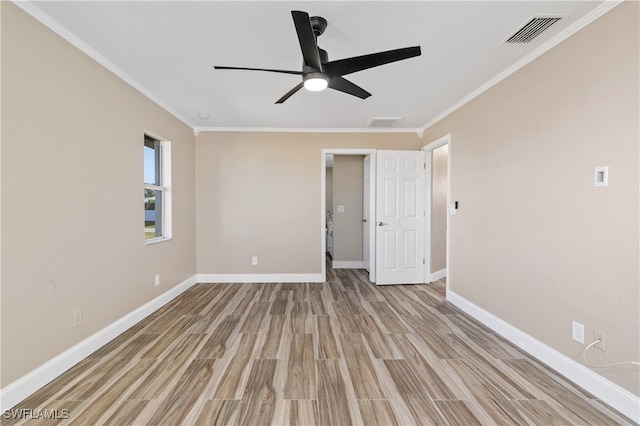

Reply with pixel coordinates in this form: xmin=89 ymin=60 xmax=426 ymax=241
xmin=24 ymin=1 xmax=613 ymax=132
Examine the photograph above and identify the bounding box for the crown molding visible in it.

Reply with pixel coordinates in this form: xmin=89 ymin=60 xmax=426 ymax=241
xmin=196 ymin=126 xmax=421 ymax=134
xmin=15 ymin=0 xmax=622 ymax=136
xmin=13 ymin=0 xmax=196 ymax=129
xmin=419 ymin=0 xmax=623 ymax=133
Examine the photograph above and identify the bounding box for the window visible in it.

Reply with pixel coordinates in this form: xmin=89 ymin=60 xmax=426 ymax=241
xmin=144 ymin=134 xmax=171 ymax=243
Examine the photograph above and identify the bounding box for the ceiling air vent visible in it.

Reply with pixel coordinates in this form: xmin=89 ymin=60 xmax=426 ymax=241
xmin=504 ymin=16 xmax=562 ymax=44
xmin=367 ymin=117 xmax=402 ymax=128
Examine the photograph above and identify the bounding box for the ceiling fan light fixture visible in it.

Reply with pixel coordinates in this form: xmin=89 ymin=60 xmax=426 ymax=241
xmin=303 ymin=72 xmax=329 ymax=92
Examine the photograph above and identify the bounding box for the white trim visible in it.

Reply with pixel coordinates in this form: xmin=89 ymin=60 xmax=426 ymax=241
xmin=430 ymin=268 xmax=446 ymax=282
xmin=418 ymin=1 xmax=623 ymax=133
xmin=323 ymin=149 xmax=377 ymax=156
xmin=144 ymin=236 xmax=173 ymax=246
xmin=321 ymin=154 xmax=327 ymax=282
xmin=423 ymin=149 xmax=432 ymax=283
xmin=13 ymin=1 xmax=194 ymax=129
xmin=422 ymin=134 xmax=451 ymax=152
xmin=422 ymin=134 xmax=452 ymax=288
xmin=332 ymin=261 xmax=365 ymax=269
xmin=197 ymin=127 xmax=420 ymax=134
xmin=0 ymin=275 xmax=198 ymax=412
xmin=446 ymin=291 xmax=640 ymax=424
xmin=161 ymin=141 xmax=173 ymax=240
xmin=197 ymin=274 xmax=324 ymax=283
xmin=365 ymin=152 xmax=377 ymax=283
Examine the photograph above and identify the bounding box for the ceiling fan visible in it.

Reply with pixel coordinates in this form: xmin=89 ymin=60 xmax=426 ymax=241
xmin=214 ymin=11 xmax=421 ymax=104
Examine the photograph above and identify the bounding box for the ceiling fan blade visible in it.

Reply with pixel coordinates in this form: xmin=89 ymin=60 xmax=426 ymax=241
xmin=328 ymin=77 xmax=371 ymax=99
xmin=275 ymin=82 xmax=304 ymax=104
xmin=291 ymin=11 xmax=322 ymax=71
xmin=214 ymin=66 xmax=303 ymax=76
xmin=324 ymin=46 xmax=421 ymax=77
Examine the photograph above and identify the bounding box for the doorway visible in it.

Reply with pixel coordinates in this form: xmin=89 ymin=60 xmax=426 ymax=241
xmin=321 ymin=148 xmax=429 ymax=285
xmin=422 ymin=134 xmax=451 ymax=287
xmin=321 ymin=149 xmax=375 ymax=282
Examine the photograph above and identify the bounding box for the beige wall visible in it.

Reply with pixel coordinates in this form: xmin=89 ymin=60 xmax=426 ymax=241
xmin=1 ymin=3 xmax=197 ymax=386
xmin=332 ymin=156 xmax=364 ymax=262
xmin=430 ymin=144 xmax=448 ymax=273
xmin=423 ymin=2 xmax=639 ymax=394
xmin=195 ymin=132 xmax=422 ymax=274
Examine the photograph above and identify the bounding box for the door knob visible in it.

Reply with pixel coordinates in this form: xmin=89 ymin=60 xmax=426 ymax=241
xmin=378 ymin=221 xmax=388 ymax=226
xmin=362 ymin=218 xmax=367 ymax=223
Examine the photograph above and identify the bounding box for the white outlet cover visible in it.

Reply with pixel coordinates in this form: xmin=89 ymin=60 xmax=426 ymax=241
xmin=572 ymin=321 xmax=584 ymax=344
xmin=594 ymin=166 xmax=608 ymax=187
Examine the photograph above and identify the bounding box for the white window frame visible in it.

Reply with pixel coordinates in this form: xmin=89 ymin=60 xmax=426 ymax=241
xmin=144 ymin=134 xmax=172 ymax=245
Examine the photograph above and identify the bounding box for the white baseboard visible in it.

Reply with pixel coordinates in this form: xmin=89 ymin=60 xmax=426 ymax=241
xmin=331 ymin=261 xmax=365 ymax=269
xmin=0 ymin=275 xmax=198 ymax=412
xmin=446 ymin=291 xmax=640 ymax=423
xmin=196 ymin=273 xmax=324 ymax=283
xmin=430 ymin=268 xmax=446 ymax=282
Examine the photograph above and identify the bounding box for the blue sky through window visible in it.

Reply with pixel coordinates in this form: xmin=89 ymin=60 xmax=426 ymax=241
xmin=144 ymin=145 xmax=156 ymax=185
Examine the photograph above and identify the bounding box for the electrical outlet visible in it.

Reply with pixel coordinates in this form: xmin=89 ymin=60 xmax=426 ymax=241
xmin=572 ymin=321 xmax=584 ymax=344
xmin=73 ymin=309 xmax=83 ymax=327
xmin=154 ymin=273 xmax=160 ymax=286
xmin=594 ymin=329 xmax=606 ymax=351
xmin=251 ymin=256 xmax=258 ymax=265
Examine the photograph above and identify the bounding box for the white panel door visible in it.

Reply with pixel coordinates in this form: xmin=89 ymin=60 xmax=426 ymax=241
xmin=375 ymin=150 xmax=426 ymax=285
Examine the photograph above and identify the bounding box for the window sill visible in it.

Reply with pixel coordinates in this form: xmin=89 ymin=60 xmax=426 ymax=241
xmin=145 ymin=236 xmax=172 ymax=246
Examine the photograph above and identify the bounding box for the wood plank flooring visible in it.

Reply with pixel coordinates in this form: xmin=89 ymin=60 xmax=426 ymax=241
xmin=4 ymin=265 xmax=635 ymax=425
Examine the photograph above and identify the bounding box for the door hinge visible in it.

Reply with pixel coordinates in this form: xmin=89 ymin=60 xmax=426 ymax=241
xmin=423 ymin=162 xmax=427 ymax=169
xmin=422 ymin=258 xmax=425 ymax=265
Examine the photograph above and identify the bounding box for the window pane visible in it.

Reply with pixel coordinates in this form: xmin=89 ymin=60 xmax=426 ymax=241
xmin=145 ymin=189 xmax=163 ymax=239
xmin=144 ymin=138 xmax=161 ymax=186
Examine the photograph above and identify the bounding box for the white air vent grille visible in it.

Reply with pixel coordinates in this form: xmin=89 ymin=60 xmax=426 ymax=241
xmin=367 ymin=117 xmax=402 ymax=127
xmin=504 ymin=17 xmax=562 ymax=44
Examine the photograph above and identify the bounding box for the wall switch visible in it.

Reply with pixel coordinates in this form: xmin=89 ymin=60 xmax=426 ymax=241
xmin=572 ymin=321 xmax=584 ymax=343
xmin=73 ymin=309 xmax=83 ymax=327
xmin=594 ymin=329 xmax=606 ymax=351
xmin=594 ymin=166 xmax=608 ymax=187
xmin=252 ymin=256 xmax=258 ymax=265
xmin=154 ymin=274 xmax=160 ymax=286
xmin=337 ymin=205 xmax=345 ymax=213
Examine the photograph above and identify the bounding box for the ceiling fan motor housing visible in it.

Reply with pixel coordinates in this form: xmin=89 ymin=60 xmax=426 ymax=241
xmin=310 ymin=16 xmax=327 ymax=37
xmin=303 ymin=49 xmax=328 ymax=74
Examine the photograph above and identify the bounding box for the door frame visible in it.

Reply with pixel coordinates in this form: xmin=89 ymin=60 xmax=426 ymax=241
xmin=421 ymin=134 xmax=451 ymax=288
xmin=321 ymin=149 xmax=376 ymax=282
xmin=362 ymin=154 xmax=373 ymax=275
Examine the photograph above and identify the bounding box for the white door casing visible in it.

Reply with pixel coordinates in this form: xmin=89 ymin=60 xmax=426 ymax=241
xmin=422 ymin=134 xmax=452 ymax=288
xmin=363 ymin=154 xmax=371 ymax=272
xmin=375 ymin=150 xmax=427 ymax=285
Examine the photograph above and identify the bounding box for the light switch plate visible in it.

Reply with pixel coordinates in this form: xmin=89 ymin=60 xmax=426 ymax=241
xmin=337 ymin=205 xmax=345 ymax=213
xmin=594 ymin=166 xmax=608 ymax=187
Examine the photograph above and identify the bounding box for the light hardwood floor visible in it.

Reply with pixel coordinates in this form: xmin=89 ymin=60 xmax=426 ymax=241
xmin=4 ymin=266 xmax=635 ymax=425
